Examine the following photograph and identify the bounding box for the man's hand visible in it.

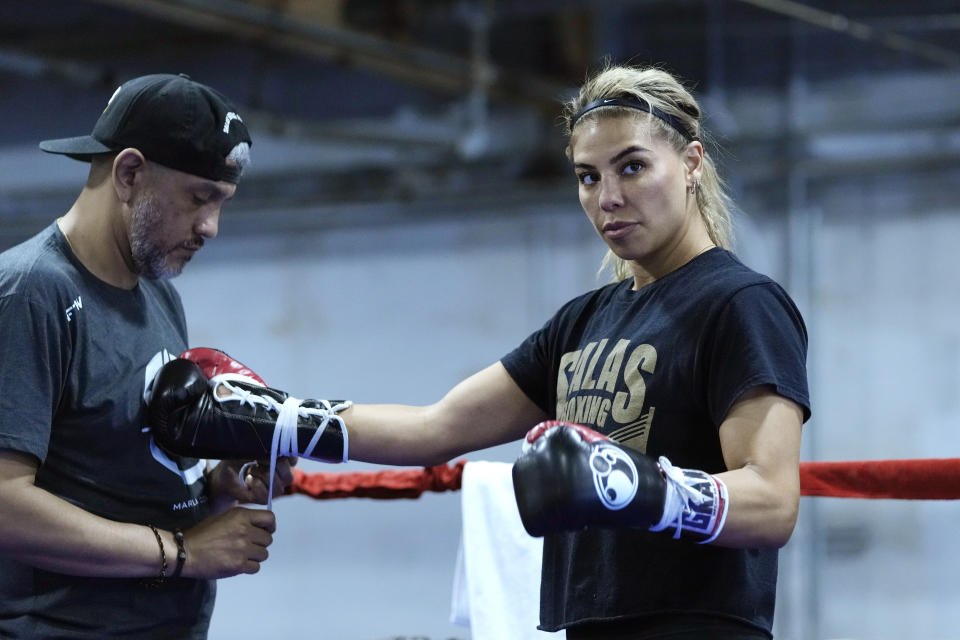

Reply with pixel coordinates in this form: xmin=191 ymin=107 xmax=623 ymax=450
xmin=0 ymin=450 xmax=278 ymax=580
xmin=206 ymin=457 xmax=297 ymax=513
xmin=179 ymin=507 xmax=277 ymax=579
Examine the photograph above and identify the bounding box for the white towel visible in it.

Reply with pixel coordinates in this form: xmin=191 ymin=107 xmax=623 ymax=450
xmin=450 ymin=461 xmax=564 ymax=639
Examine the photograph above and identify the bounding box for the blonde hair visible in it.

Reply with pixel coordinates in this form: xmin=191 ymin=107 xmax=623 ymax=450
xmin=563 ymin=64 xmax=735 ymax=281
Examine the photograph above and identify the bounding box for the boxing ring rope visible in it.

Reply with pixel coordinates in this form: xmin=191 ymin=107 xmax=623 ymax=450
xmin=286 ymin=458 xmax=960 ymax=501
xmin=288 ymin=460 xmax=467 ymax=500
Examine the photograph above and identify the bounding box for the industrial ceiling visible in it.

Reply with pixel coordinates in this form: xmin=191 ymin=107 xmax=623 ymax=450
xmin=2 ymin=0 xmax=958 ymax=242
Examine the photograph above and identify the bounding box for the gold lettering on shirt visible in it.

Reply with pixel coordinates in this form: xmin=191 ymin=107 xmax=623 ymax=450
xmin=556 ymin=350 xmax=579 ymax=407
xmin=555 ymin=340 xmax=657 ymax=447
xmin=611 ymin=343 xmax=657 ymax=424
xmin=569 ymin=342 xmax=597 ymax=393
xmin=596 ymin=339 xmax=629 ymax=394
xmin=580 ymin=338 xmax=608 ymax=391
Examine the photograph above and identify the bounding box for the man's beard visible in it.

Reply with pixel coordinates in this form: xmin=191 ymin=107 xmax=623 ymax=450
xmin=129 ymin=195 xmax=200 ymax=279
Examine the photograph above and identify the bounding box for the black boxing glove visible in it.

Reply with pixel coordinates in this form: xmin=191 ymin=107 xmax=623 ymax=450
xmin=146 ymin=358 xmax=209 ymax=450
xmin=146 ymin=348 xmax=351 ymax=463
xmin=512 ymin=421 xmax=728 ymax=543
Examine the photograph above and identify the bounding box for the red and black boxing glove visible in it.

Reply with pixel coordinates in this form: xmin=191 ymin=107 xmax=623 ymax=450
xmin=512 ymin=421 xmax=728 ymax=543
xmin=146 ymin=347 xmax=351 ymax=463
xmin=180 ymin=347 xmax=267 ymax=386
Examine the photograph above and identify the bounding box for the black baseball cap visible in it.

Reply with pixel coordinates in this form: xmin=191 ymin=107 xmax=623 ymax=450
xmin=39 ymin=73 xmax=252 ymax=184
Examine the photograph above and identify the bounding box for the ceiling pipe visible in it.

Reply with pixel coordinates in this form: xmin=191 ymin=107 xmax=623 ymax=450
xmin=92 ymin=0 xmax=570 ymax=113
xmin=736 ymin=0 xmax=960 ymax=67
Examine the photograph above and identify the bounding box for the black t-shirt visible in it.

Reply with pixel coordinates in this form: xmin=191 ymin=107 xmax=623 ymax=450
xmin=501 ymin=248 xmax=810 ymax=635
xmin=0 ymin=222 xmax=214 ymax=638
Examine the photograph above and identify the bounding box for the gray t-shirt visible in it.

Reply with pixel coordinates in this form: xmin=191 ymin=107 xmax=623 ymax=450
xmin=0 ymin=222 xmax=215 ymax=638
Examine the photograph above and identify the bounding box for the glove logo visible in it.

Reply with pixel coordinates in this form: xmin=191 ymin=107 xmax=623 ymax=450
xmin=590 ymin=444 xmax=638 ymax=510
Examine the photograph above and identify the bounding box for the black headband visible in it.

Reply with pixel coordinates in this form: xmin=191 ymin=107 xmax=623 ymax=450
xmin=569 ymin=95 xmax=697 ymax=141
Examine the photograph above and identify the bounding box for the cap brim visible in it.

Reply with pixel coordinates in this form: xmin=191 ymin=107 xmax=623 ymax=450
xmin=39 ymin=135 xmax=113 ymax=159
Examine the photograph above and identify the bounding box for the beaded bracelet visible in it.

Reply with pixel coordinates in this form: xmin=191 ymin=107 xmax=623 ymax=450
xmin=171 ymin=528 xmax=187 ymax=579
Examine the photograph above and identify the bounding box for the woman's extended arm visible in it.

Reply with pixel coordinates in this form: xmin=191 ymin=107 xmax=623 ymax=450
xmin=345 ymin=361 xmax=548 ymax=467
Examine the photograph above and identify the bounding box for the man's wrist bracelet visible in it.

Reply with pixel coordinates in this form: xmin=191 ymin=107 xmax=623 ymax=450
xmin=142 ymin=524 xmax=167 ymax=588
xmin=171 ymin=528 xmax=187 ymax=579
